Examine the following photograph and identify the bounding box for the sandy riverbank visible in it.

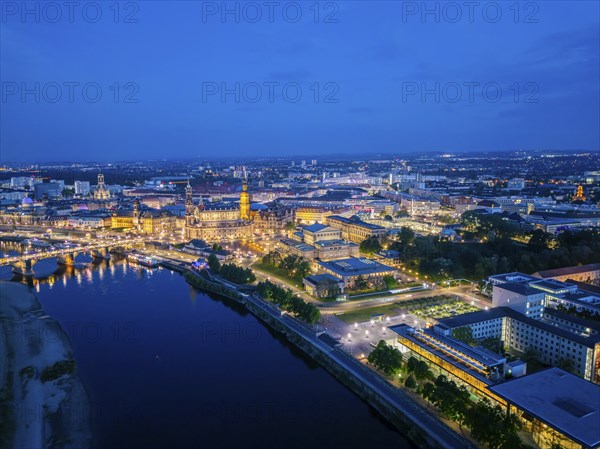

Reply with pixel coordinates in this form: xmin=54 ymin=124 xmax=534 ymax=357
xmin=0 ymin=281 xmax=92 ymax=449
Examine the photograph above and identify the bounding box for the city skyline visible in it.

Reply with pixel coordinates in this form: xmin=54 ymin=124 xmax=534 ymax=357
xmin=1 ymin=1 xmax=599 ymax=161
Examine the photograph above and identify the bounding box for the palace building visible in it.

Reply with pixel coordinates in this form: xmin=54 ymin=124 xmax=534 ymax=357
xmin=111 ymin=199 xmax=177 ymax=235
xmin=184 ymin=180 xmax=253 ymax=242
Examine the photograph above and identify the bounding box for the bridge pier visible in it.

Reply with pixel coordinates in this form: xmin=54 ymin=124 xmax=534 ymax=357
xmin=11 ymin=259 xmax=35 ymax=276
xmin=92 ymin=247 xmax=111 ymax=260
xmin=57 ymin=252 xmax=75 ymax=266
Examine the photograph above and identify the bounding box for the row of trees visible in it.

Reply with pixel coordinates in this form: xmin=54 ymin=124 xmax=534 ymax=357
xmin=256 ymin=280 xmax=320 ymax=324
xmin=207 ymin=254 xmax=256 ymax=284
xmin=398 ymin=228 xmax=600 ymax=281
xmin=368 ymin=341 xmax=530 ymax=449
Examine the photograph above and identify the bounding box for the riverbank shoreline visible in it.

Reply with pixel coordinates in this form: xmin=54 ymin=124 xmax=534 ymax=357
xmin=0 ymin=282 xmax=92 ymax=449
xmin=183 ymin=269 xmax=473 ymax=449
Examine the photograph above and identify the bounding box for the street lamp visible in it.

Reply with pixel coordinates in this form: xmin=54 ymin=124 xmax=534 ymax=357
xmin=354 ymin=322 xmax=358 ymax=330
xmin=365 ymin=330 xmax=369 ymax=338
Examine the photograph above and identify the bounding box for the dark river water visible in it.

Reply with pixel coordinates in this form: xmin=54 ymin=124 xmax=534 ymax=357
xmin=0 ymin=244 xmax=414 ymax=449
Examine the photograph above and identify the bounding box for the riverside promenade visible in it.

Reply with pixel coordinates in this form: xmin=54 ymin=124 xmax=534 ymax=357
xmin=185 ymin=268 xmax=476 ymax=449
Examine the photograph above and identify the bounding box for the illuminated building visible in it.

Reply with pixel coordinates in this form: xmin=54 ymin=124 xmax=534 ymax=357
xmin=489 ymin=368 xmax=600 ymax=449
xmin=93 ymin=174 xmax=111 ymax=200
xmin=184 ymin=180 xmax=253 ymax=242
xmin=303 ymin=274 xmax=345 ymax=298
xmin=251 ymin=205 xmax=295 ymax=233
xmin=533 ymin=263 xmax=600 ymax=284
xmin=573 ymin=185 xmax=586 ymax=202
xmin=325 ymin=215 xmax=386 ymax=243
xmin=239 ymin=179 xmax=251 ymax=220
xmin=316 ymin=257 xmax=396 ymax=289
xmin=111 ymin=199 xmax=177 ymax=235
xmin=438 ymin=307 xmax=600 ymax=384
xmin=295 ymin=207 xmax=333 ymax=224
xmin=390 ymin=323 xmax=508 ymax=403
xmin=279 ymin=223 xmax=359 ymax=261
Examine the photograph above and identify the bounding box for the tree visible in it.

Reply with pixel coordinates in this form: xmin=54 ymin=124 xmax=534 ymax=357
xmin=284 ymin=221 xmax=296 ymax=232
xmin=368 ymin=340 xmax=403 ymax=376
xmin=395 ymin=209 xmax=409 ymax=218
xmin=61 ymin=188 xmax=75 ymax=198
xmin=262 ymin=251 xmax=281 ymax=266
xmin=465 ymin=398 xmax=522 ymax=449
xmin=354 ymin=275 xmax=368 ymax=290
xmin=399 ymin=226 xmax=415 ymax=245
xmin=207 ymin=254 xmax=221 ymax=272
xmin=359 ymin=235 xmax=382 ymax=255
xmin=406 ymin=356 xmax=432 ymax=381
xmin=413 ymin=360 xmax=433 ymax=381
xmin=528 ymin=229 xmax=550 ymax=252
xmin=404 ymin=375 xmax=416 ymax=389
xmin=383 ymin=275 xmax=397 ymax=289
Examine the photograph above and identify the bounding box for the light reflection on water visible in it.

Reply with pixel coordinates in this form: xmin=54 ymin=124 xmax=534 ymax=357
xmin=1 ymin=241 xmax=414 ymax=449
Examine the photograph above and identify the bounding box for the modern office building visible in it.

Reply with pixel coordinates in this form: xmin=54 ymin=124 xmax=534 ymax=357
xmin=488 ymin=272 xmax=600 ymax=317
xmin=34 ymin=181 xmax=62 ymax=200
xmin=437 ymin=307 xmax=600 ymax=384
xmin=74 ymin=180 xmax=91 ymax=196
xmin=389 ymin=323 xmax=509 ymax=402
xmin=489 ymin=368 xmax=600 ymax=449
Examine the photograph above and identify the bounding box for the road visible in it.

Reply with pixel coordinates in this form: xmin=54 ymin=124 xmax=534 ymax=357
xmin=244 ymin=292 xmax=475 ymax=449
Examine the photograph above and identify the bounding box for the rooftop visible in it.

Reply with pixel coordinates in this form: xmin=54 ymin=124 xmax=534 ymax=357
xmin=438 ymin=307 xmax=600 ymax=346
xmin=327 ymin=215 xmax=384 ymax=230
xmin=494 ymin=282 xmax=544 ymax=296
xmin=489 ymin=368 xmax=600 ymax=449
xmin=389 ymin=324 xmax=503 ymax=383
xmin=303 ymin=223 xmax=330 ymax=233
xmin=304 ymin=274 xmax=343 ymax=286
xmin=488 ymin=272 xmax=539 ymax=284
xmin=534 ymin=263 xmax=600 ymax=279
xmin=317 ymin=257 xmax=395 ymax=276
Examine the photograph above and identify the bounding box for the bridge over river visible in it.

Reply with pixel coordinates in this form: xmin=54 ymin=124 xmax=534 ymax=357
xmin=0 ymin=239 xmax=142 ymax=275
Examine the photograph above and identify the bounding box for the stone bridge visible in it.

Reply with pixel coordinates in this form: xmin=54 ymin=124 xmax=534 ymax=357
xmin=0 ymin=239 xmax=142 ymax=275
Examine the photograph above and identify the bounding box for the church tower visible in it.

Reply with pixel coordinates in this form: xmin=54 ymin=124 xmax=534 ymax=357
xmin=240 ymin=178 xmax=250 ymax=220
xmin=185 ymin=180 xmax=195 ymax=226
xmin=133 ymin=198 xmax=141 ymax=229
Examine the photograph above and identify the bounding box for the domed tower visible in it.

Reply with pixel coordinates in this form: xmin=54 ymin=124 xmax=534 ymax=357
xmin=240 ymin=178 xmax=251 ymax=220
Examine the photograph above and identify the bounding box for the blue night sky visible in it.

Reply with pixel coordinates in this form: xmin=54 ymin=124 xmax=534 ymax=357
xmin=1 ymin=1 xmax=599 ymax=161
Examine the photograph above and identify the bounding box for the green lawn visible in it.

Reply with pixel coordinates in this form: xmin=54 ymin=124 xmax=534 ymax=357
xmin=252 ymin=262 xmax=304 ymax=288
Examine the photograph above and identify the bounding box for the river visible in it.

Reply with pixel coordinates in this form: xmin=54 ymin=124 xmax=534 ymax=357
xmin=0 ymin=245 xmax=414 ymax=449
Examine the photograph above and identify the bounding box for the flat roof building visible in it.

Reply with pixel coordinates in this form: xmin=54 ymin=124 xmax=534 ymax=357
xmin=489 ymin=368 xmax=600 ymax=449
xmin=316 ymin=257 xmax=396 ymax=289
